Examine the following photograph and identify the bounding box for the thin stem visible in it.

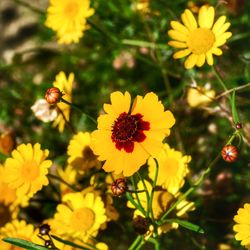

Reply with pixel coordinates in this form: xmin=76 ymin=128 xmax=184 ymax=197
xmin=57 ymin=106 xmax=76 ymax=134
xmin=136 ymin=172 xmax=151 ymax=218
xmin=148 ymin=237 xmax=160 ymax=250
xmin=48 ymin=174 xmax=79 ymax=192
xmin=122 ymin=39 xmax=168 ymax=50
xmin=148 ymin=158 xmax=159 ymax=222
xmin=61 ymin=98 xmax=97 ymax=125
xmin=212 ymin=65 xmax=231 ymax=102
xmin=128 ymin=236 xmax=143 ymax=250
xmin=130 ymin=176 xmax=146 ymax=215
xmin=126 ymin=192 xmax=146 ymax=217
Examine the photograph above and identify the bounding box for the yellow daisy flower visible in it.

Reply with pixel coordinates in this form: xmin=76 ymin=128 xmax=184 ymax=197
xmin=4 ymin=143 xmax=52 ymax=199
xmin=168 ymin=5 xmax=232 ymax=69
xmin=67 ymin=132 xmax=100 ymax=173
xmin=187 ymin=86 xmax=216 ymax=108
xmin=0 ymin=220 xmax=36 ymax=250
xmin=148 ymin=143 xmax=191 ymax=195
xmin=91 ymin=91 xmax=175 ymax=177
xmin=51 ymin=192 xmax=107 ymax=240
xmin=233 ymin=203 xmax=250 ymax=247
xmin=45 ymin=0 xmax=94 ymax=44
xmin=52 ymin=72 xmax=74 ymax=133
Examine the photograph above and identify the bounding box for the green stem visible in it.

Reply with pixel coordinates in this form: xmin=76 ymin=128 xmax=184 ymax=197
xmin=61 ymin=98 xmax=97 ymax=125
xmin=136 ymin=172 xmax=151 ymax=218
xmin=148 ymin=237 xmax=160 ymax=250
xmin=148 ymin=158 xmax=159 ymax=222
xmin=128 ymin=236 xmax=143 ymax=250
xmin=122 ymin=39 xmax=168 ymax=50
xmin=130 ymin=176 xmax=146 ymax=215
xmin=212 ymin=65 xmax=231 ymax=102
xmin=126 ymin=192 xmax=146 ymax=216
xmin=48 ymin=174 xmax=79 ymax=192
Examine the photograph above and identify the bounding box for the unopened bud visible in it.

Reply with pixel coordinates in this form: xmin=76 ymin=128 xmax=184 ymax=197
xmin=45 ymin=87 xmax=62 ymax=104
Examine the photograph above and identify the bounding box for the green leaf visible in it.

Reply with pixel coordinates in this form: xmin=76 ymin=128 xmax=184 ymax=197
xmin=51 ymin=235 xmax=95 ymax=250
xmin=2 ymin=238 xmax=51 ymax=250
xmin=166 ymin=219 xmax=205 ymax=234
xmin=231 ymin=90 xmax=240 ymax=124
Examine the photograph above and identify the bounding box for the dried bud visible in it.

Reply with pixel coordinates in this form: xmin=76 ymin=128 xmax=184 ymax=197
xmin=45 ymin=87 xmax=62 ymax=104
xmin=39 ymin=224 xmax=51 ymax=235
xmin=235 ymin=123 xmax=242 ymax=130
xmin=111 ymin=178 xmax=127 ymax=196
xmin=221 ymin=145 xmax=238 ymax=162
xmin=44 ymin=240 xmax=52 ymax=248
xmin=132 ymin=215 xmax=151 ymax=235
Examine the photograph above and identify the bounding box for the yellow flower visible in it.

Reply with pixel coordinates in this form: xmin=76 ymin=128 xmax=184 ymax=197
xmin=91 ymin=91 xmax=175 ymax=177
xmin=67 ymin=132 xmax=100 ymax=173
xmin=45 ymin=0 xmax=94 ymax=44
xmin=0 ymin=220 xmax=36 ymax=250
xmin=187 ymin=86 xmax=216 ymax=107
xmin=168 ymin=5 xmax=232 ymax=69
xmin=148 ymin=144 xmax=191 ymax=195
xmin=233 ymin=203 xmax=250 ymax=247
xmin=51 ymin=192 xmax=107 ymax=240
xmin=4 ymin=143 xmax=52 ymax=199
xmin=53 ymin=72 xmax=74 ymax=133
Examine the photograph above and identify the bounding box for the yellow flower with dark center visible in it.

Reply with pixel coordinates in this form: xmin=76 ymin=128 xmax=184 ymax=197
xmin=52 ymin=72 xmax=74 ymax=133
xmin=45 ymin=0 xmax=94 ymax=44
xmin=91 ymin=91 xmax=175 ymax=176
xmin=233 ymin=203 xmax=250 ymax=247
xmin=148 ymin=143 xmax=191 ymax=195
xmin=51 ymin=192 xmax=107 ymax=240
xmin=0 ymin=220 xmax=36 ymax=250
xmin=168 ymin=5 xmax=232 ymax=69
xmin=4 ymin=143 xmax=51 ymax=199
xmin=67 ymin=132 xmax=100 ymax=173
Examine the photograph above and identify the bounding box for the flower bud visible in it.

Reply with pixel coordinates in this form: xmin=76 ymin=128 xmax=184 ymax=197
xmin=132 ymin=215 xmax=151 ymax=235
xmin=235 ymin=123 xmax=242 ymax=130
xmin=39 ymin=224 xmax=51 ymax=235
xmin=45 ymin=87 xmax=62 ymax=104
xmin=111 ymin=178 xmax=127 ymax=196
xmin=221 ymin=145 xmax=238 ymax=162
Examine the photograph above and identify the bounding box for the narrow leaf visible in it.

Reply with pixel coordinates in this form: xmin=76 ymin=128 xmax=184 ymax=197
xmin=166 ymin=219 xmax=204 ymax=234
xmin=231 ymin=90 xmax=240 ymax=124
xmin=3 ymin=238 xmax=49 ymax=250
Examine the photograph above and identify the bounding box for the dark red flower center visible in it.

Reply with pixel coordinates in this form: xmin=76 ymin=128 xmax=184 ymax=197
xmin=111 ymin=112 xmax=150 ymax=153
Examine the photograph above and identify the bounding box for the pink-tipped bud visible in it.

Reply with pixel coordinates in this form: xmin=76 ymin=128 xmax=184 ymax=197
xmin=45 ymin=87 xmax=62 ymax=104
xmin=111 ymin=178 xmax=127 ymax=196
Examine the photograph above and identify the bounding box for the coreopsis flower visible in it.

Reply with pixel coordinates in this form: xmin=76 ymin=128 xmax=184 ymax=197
xmin=0 ymin=220 xmax=37 ymax=250
xmin=168 ymin=5 xmax=232 ymax=69
xmin=187 ymin=85 xmax=216 ymax=107
xmin=45 ymin=0 xmax=94 ymax=44
xmin=4 ymin=143 xmax=52 ymax=199
xmin=233 ymin=203 xmax=250 ymax=247
xmin=67 ymin=132 xmax=100 ymax=173
xmin=148 ymin=143 xmax=191 ymax=195
xmin=51 ymin=192 xmax=107 ymax=240
xmin=52 ymin=72 xmax=74 ymax=133
xmin=91 ymin=91 xmax=175 ymax=176
xmin=31 ymin=99 xmax=58 ymax=122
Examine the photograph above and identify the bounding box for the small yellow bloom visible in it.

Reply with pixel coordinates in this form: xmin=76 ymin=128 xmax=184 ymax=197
xmin=4 ymin=143 xmax=52 ymax=199
xmin=91 ymin=91 xmax=175 ymax=177
xmin=187 ymin=86 xmax=215 ymax=107
xmin=233 ymin=203 xmax=250 ymax=247
xmin=45 ymin=0 xmax=94 ymax=44
xmin=168 ymin=5 xmax=232 ymax=69
xmin=67 ymin=132 xmax=100 ymax=173
xmin=52 ymin=72 xmax=74 ymax=133
xmin=51 ymin=192 xmax=107 ymax=240
xmin=148 ymin=144 xmax=191 ymax=195
xmin=0 ymin=220 xmax=37 ymax=250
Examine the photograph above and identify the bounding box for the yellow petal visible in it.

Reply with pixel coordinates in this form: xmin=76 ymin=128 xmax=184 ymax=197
xmin=168 ymin=30 xmax=188 ymax=42
xmin=211 ymin=47 xmax=222 ymax=55
xmin=170 ymin=21 xmax=189 ymax=34
xmin=181 ymin=9 xmax=197 ymax=31
xmin=206 ymin=51 xmax=214 ymax=65
xmin=184 ymin=54 xmax=198 ymax=69
xmin=214 ymin=22 xmax=231 ymax=38
xmin=173 ymin=49 xmax=191 ymax=59
xmin=196 ymin=54 xmax=205 ymax=67
xmin=198 ymin=6 xmax=214 ymax=29
xmin=212 ymin=16 xmax=226 ymax=33
xmin=168 ymin=41 xmax=187 ymax=48
xmin=109 ymin=91 xmax=131 ymax=115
